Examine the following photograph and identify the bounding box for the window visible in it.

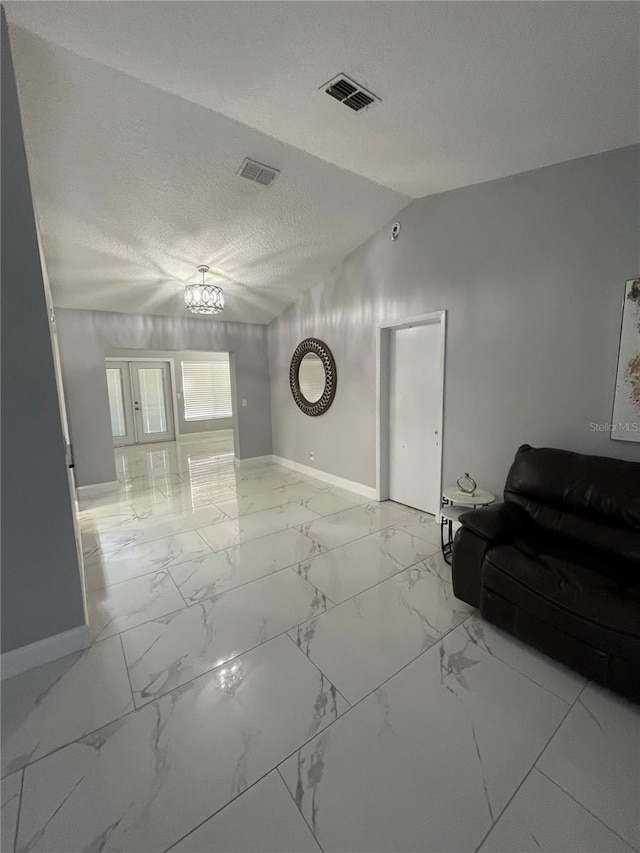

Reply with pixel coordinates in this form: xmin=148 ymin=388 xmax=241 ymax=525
xmin=106 ymin=368 xmax=127 ymax=436
xmin=182 ymin=359 xmax=232 ymax=421
xmin=138 ymin=368 xmax=168 ymax=434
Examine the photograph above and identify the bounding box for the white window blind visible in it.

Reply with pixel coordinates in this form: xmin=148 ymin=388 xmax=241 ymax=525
xmin=182 ymin=360 xmax=232 ymax=421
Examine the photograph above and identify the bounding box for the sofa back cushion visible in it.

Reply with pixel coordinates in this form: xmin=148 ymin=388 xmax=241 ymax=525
xmin=504 ymin=445 xmax=640 ymax=560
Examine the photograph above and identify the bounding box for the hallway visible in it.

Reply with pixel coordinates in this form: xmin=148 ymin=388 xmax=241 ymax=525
xmin=1 ymin=438 xmax=638 ymax=852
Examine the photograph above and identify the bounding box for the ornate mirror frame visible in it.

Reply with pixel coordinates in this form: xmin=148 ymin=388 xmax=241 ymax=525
xmin=289 ymin=338 xmax=337 ymax=416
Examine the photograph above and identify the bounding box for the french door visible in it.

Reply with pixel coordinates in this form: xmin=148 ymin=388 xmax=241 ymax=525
xmin=106 ymin=360 xmax=175 ymax=446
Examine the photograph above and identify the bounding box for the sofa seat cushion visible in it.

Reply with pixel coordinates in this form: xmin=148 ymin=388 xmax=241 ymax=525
xmin=482 ymin=544 xmax=640 ymax=660
xmin=509 ymin=528 xmax=637 ymax=587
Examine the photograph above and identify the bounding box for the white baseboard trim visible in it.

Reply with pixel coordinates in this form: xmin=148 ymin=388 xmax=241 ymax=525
xmin=234 ymin=454 xmax=273 ymax=469
xmin=178 ymin=429 xmax=234 ymax=444
xmin=77 ymin=480 xmax=119 ymax=499
xmin=1 ymin=624 xmax=90 ymax=680
xmin=271 ymin=455 xmax=378 ymax=500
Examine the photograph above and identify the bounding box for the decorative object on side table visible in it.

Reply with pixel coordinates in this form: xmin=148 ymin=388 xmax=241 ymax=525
xmin=440 ymin=482 xmax=495 ymax=565
xmin=611 ymin=277 xmax=640 ymax=442
xmin=456 ymin=472 xmax=477 ymax=495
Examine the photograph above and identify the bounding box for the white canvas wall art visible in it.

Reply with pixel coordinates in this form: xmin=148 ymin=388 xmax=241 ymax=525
xmin=611 ymin=278 xmax=640 ymax=442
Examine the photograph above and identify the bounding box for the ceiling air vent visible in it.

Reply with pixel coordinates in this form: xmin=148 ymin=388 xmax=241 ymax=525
xmin=322 ymin=74 xmax=378 ymax=112
xmin=237 ymin=158 xmax=280 ymax=187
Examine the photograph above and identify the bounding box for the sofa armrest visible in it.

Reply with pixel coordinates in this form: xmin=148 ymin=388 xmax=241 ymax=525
xmin=451 ymin=527 xmax=488 ymax=606
xmin=458 ymin=502 xmax=529 ymax=543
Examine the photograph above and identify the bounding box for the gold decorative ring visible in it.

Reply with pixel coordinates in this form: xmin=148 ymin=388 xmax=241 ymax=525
xmin=456 ymin=473 xmax=477 ymax=494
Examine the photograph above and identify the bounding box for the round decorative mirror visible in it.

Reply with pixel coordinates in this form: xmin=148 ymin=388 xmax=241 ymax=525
xmin=290 ymin=338 xmax=337 ymax=416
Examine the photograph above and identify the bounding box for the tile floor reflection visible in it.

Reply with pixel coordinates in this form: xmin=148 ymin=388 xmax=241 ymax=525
xmin=2 ymin=436 xmax=637 ymax=852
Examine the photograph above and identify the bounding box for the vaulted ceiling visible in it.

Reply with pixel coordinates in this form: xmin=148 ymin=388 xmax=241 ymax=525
xmin=6 ymin=2 xmax=639 ymax=323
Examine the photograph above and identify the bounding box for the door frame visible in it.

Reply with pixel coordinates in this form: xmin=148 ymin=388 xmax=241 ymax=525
xmin=375 ymin=310 xmax=446 ymax=515
xmin=105 ymin=357 xmax=178 ymax=446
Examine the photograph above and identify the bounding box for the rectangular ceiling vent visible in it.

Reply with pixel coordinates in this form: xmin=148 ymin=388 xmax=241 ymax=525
xmin=237 ymin=158 xmax=280 ymax=187
xmin=322 ymin=74 xmax=379 ymax=112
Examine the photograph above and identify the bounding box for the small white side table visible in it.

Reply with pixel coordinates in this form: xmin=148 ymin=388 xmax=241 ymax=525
xmin=441 ymin=487 xmax=495 ymax=564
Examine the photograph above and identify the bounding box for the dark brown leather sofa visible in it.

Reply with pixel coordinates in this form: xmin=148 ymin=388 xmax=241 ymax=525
xmin=451 ymin=444 xmax=640 ymax=702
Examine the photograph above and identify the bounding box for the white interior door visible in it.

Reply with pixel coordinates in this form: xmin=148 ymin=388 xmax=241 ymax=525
xmin=389 ymin=321 xmax=443 ymax=514
xmin=37 ymin=212 xmax=89 ymax=622
xmin=106 ymin=361 xmax=136 ymax=446
xmin=49 ymin=304 xmax=89 ymax=622
xmin=130 ymin=362 xmax=176 ymax=444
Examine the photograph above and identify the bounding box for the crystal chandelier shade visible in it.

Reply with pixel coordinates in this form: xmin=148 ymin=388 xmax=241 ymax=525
xmin=184 ymin=265 xmax=224 ymax=315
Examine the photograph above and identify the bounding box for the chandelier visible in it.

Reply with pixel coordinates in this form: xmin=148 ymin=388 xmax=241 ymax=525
xmin=184 ymin=265 xmax=224 ymax=315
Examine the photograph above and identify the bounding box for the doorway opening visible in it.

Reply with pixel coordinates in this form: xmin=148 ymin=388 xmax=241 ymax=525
xmin=105 ymin=351 xmax=234 ymax=450
xmin=103 ymin=350 xmax=236 ymax=514
xmin=376 ymin=311 xmax=446 ymax=516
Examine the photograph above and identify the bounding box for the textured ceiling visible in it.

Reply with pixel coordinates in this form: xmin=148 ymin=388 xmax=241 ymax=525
xmin=6 ymin=2 xmax=639 ymax=323
xmin=8 ymin=27 xmax=408 ymax=323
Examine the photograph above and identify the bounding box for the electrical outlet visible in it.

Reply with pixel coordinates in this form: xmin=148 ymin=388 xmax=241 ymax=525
xmin=309 ymin=451 xmax=315 ymax=461
xmin=242 ymin=399 xmax=248 ymax=407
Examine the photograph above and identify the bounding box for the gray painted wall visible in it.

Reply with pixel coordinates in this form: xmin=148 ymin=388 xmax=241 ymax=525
xmin=56 ymin=309 xmax=272 ymax=486
xmin=1 ymin=11 xmax=85 ymax=653
xmin=269 ymin=146 xmax=640 ymax=497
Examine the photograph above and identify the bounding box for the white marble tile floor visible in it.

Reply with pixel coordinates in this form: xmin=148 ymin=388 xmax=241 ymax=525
xmin=2 ymin=438 xmax=637 ymax=853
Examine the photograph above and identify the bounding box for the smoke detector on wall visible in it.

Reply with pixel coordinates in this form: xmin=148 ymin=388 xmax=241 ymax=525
xmin=321 ymin=74 xmax=379 ymax=112
xmin=237 ymin=158 xmax=280 ymax=187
